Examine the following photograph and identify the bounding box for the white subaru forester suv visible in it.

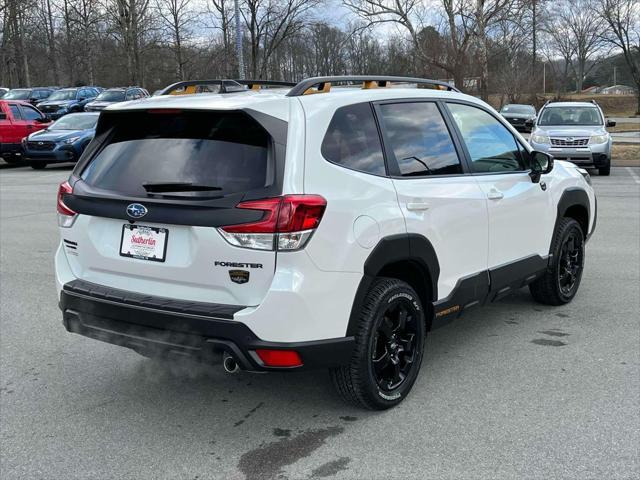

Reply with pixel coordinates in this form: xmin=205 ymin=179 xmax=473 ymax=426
xmin=55 ymin=76 xmax=596 ymax=410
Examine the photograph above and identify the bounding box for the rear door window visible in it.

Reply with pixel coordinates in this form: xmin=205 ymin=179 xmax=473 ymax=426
xmin=81 ymin=110 xmax=272 ymax=197
xmin=378 ymin=102 xmax=462 ymax=176
xmin=20 ymin=105 xmax=43 ymax=120
xmin=9 ymin=104 xmax=22 ymax=120
xmin=321 ymin=102 xmax=386 ymax=175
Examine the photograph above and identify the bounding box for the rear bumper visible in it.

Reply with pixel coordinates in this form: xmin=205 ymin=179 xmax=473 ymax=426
xmin=59 ymin=279 xmax=355 ymax=371
xmin=0 ymin=142 xmax=22 ymax=157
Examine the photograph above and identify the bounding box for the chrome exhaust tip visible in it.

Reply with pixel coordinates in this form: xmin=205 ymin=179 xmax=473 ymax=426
xmin=222 ymin=352 xmax=240 ymax=373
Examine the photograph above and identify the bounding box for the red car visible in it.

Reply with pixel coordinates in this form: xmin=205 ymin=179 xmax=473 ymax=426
xmin=0 ymin=100 xmax=51 ymax=164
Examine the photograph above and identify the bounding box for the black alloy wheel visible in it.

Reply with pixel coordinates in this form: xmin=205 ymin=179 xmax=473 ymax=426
xmin=557 ymin=230 xmax=584 ymax=297
xmin=372 ymin=298 xmax=420 ymax=392
xmin=330 ymin=278 xmax=426 ymax=410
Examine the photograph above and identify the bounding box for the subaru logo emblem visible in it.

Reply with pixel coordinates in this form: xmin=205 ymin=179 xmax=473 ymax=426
xmin=38 ymin=142 xmax=43 ymax=145
xmin=126 ymin=203 xmax=148 ymax=218
xmin=566 ymin=137 xmax=574 ymax=141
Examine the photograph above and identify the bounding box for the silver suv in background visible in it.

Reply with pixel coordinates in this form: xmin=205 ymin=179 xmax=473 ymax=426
xmin=529 ymin=100 xmax=615 ymax=176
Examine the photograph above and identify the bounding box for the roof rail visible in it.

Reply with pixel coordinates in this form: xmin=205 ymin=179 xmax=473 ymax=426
xmin=286 ymin=76 xmax=461 ymax=96
xmin=159 ymin=79 xmax=244 ymax=95
xmin=235 ymin=80 xmax=296 ymax=90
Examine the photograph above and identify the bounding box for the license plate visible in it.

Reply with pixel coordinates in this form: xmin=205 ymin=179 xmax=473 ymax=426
xmin=120 ymin=224 xmax=168 ymax=262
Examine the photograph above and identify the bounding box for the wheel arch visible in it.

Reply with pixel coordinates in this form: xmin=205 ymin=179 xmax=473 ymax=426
xmin=556 ymin=188 xmax=590 ymax=239
xmin=346 ymin=234 xmax=440 ymax=335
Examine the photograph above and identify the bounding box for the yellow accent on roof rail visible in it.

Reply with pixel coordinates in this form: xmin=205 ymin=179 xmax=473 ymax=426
xmin=303 ymin=82 xmax=331 ymax=95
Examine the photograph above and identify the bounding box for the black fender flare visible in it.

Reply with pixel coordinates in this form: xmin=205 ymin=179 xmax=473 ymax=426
xmin=345 ymin=234 xmax=440 ymax=336
xmin=554 ymin=188 xmax=591 ymax=244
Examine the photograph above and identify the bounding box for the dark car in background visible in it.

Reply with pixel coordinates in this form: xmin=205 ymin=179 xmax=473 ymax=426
xmin=84 ymin=87 xmax=149 ymax=111
xmin=499 ymin=104 xmax=537 ymax=132
xmin=36 ymin=87 xmax=99 ymax=120
xmin=22 ymin=112 xmax=99 ymax=169
xmin=3 ymin=87 xmax=57 ymax=106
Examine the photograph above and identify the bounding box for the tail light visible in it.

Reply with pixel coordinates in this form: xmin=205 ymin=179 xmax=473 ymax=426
xmin=218 ymin=195 xmax=326 ymax=251
xmin=57 ymin=181 xmax=77 ymax=227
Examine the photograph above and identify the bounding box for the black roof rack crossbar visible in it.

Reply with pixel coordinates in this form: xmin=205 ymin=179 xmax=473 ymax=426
xmin=158 ymin=79 xmax=244 ymax=95
xmin=235 ymin=80 xmax=297 ymax=89
xmin=286 ymin=76 xmax=461 ymax=96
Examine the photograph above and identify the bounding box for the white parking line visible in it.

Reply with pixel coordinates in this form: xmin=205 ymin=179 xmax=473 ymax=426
xmin=626 ymin=167 xmax=640 ymax=185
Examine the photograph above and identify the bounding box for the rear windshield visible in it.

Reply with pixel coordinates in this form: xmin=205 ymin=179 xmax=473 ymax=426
xmin=80 ymin=110 xmax=271 ymax=197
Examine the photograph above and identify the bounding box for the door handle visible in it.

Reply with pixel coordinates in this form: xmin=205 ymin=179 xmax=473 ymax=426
xmin=487 ymin=189 xmax=504 ymax=200
xmin=406 ymin=202 xmax=430 ymax=211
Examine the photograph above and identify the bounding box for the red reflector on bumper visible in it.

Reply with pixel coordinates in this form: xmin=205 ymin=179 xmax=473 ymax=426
xmin=254 ymin=349 xmax=303 ymax=367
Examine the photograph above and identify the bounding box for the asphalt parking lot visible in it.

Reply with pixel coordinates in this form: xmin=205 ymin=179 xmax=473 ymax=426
xmin=1 ymin=165 xmax=639 ymax=479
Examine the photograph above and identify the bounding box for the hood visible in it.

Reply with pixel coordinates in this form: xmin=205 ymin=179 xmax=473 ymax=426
xmin=502 ymin=112 xmax=535 ymax=119
xmin=37 ymin=100 xmax=75 ymax=108
xmin=85 ymin=101 xmax=115 ymax=109
xmin=535 ymin=125 xmax=605 ymax=137
xmin=27 ymin=127 xmax=93 ymax=142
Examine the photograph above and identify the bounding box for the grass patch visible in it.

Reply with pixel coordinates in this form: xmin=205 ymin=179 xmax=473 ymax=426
xmin=608 ymin=124 xmax=640 ymax=133
xmin=612 ymin=144 xmax=640 ymax=165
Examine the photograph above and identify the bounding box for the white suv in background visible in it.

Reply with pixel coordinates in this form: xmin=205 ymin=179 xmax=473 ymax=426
xmin=55 ymin=76 xmax=596 ymax=410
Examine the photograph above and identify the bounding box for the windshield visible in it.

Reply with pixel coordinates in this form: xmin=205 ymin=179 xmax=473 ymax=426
xmin=4 ymin=89 xmax=31 ymax=100
xmin=539 ymin=107 xmax=602 ymax=126
xmin=501 ymin=105 xmax=535 ymax=114
xmin=47 ymin=90 xmax=77 ymax=101
xmin=51 ymin=113 xmax=99 ymax=130
xmin=95 ymin=91 xmax=125 ymax=102
xmin=81 ymin=111 xmax=271 ymax=197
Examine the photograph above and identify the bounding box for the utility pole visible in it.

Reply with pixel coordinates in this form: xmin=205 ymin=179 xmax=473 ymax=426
xmin=613 ymin=66 xmax=617 ymax=86
xmin=234 ymin=0 xmax=245 ymax=80
xmin=543 ymin=62 xmax=546 ymax=95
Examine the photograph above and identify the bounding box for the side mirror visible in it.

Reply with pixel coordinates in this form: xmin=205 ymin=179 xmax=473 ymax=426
xmin=606 ymin=119 xmax=616 ymax=127
xmin=525 ymin=119 xmax=535 ymax=128
xmin=35 ymin=117 xmax=49 ymax=123
xmin=530 ymin=151 xmax=554 ymax=183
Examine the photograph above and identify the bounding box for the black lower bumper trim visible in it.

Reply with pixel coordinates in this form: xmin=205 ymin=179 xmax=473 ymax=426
xmin=60 ymin=280 xmax=354 ymax=371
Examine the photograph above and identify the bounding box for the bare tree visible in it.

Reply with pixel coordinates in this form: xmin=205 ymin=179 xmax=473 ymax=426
xmin=156 ymin=0 xmax=195 ymax=79
xmin=549 ymin=0 xmax=605 ymax=91
xmin=471 ymin=0 xmax=519 ymax=99
xmin=70 ymin=0 xmax=104 ymax=84
xmin=242 ymin=0 xmax=321 ymax=79
xmin=106 ymin=0 xmax=155 ymax=84
xmin=598 ymin=0 xmax=640 ymax=113
xmin=207 ymin=0 xmax=236 ymax=76
xmin=344 ymin=0 xmax=473 ymax=90
xmin=39 ymin=0 xmax=60 ymax=84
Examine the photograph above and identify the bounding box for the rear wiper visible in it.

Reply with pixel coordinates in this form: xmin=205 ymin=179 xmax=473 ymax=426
xmin=142 ymin=182 xmax=223 ymax=193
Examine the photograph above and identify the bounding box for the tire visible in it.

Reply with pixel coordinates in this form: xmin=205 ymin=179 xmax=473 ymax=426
xmin=30 ymin=162 xmax=47 ymax=170
xmin=598 ymin=165 xmax=610 ymax=176
xmin=529 ymin=217 xmax=585 ymax=305
xmin=330 ymin=278 xmax=426 ymax=410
